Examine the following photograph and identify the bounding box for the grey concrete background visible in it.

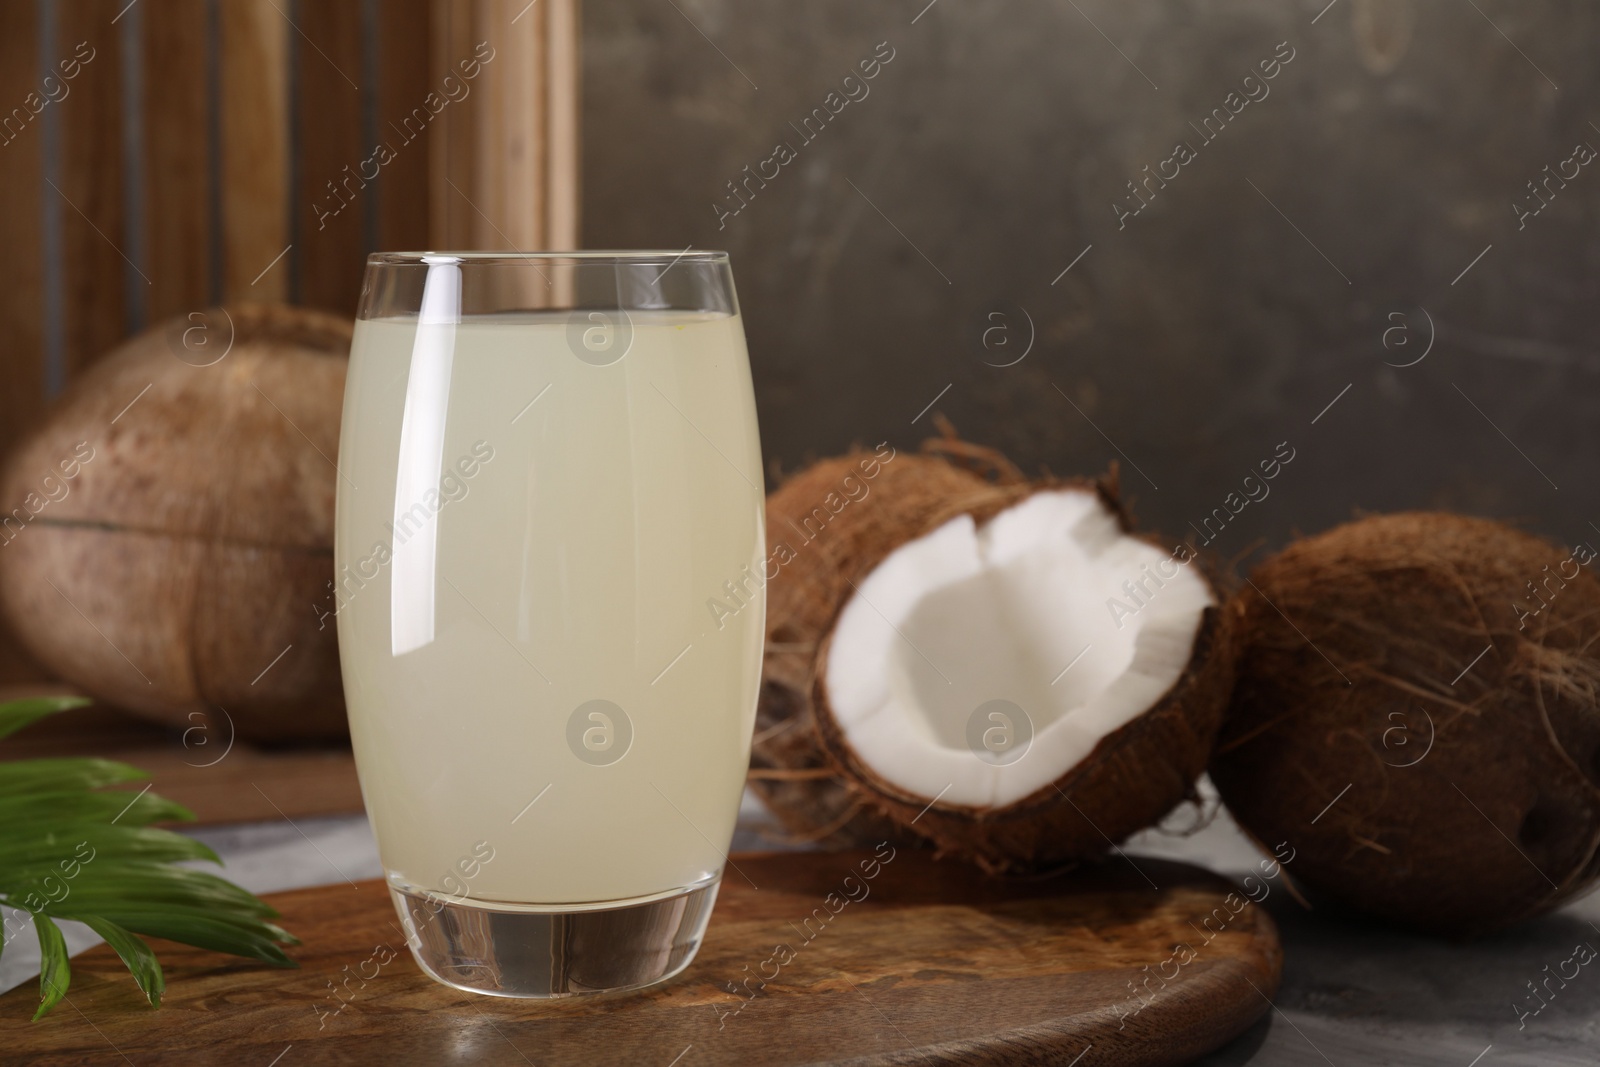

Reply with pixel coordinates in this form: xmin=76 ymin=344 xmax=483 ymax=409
xmin=582 ymin=0 xmax=1598 ymax=561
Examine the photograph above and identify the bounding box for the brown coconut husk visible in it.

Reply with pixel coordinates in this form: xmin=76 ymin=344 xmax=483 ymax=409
xmin=751 ymin=434 xmax=1237 ymax=871
xmin=0 ymin=304 xmax=351 ymax=741
xmin=1210 ymin=512 xmax=1600 ymax=935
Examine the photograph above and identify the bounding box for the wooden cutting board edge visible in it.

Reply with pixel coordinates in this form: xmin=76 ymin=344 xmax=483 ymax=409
xmin=0 ymin=851 xmax=1283 ymax=1067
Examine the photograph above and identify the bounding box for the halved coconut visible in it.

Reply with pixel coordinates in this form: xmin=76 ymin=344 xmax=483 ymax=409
xmin=750 ymin=441 xmax=1235 ymax=872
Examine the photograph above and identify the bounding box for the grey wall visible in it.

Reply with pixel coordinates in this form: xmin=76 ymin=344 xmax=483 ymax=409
xmin=583 ymin=0 xmax=1599 ymax=558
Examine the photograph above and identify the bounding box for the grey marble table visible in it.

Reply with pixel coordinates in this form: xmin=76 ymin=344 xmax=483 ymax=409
xmin=4 ymin=788 xmax=1595 ymax=1065
xmin=1123 ymin=808 xmax=1600 ymax=1067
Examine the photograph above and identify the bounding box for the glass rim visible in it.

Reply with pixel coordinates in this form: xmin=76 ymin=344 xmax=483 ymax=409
xmin=365 ymin=250 xmax=731 ymax=267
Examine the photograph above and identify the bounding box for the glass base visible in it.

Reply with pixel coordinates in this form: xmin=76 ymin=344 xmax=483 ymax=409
xmin=389 ymin=874 xmax=721 ymax=998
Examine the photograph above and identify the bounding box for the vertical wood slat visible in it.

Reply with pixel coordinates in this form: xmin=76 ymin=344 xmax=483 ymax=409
xmin=218 ymin=0 xmax=289 ymax=302
xmin=429 ymin=0 xmax=474 ymax=248
xmin=545 ymin=0 xmax=580 ymax=250
xmin=428 ymin=0 xmax=580 ymax=252
xmin=476 ymin=0 xmax=547 ymax=251
xmin=57 ymin=0 xmax=128 ymax=382
xmin=142 ymin=0 xmax=212 ymax=322
xmin=0 ymin=3 xmax=45 ymax=451
xmin=295 ymin=1 xmax=366 ymax=315
xmin=0 ymin=3 xmax=49 ymax=684
xmin=374 ymin=0 xmax=434 ymax=253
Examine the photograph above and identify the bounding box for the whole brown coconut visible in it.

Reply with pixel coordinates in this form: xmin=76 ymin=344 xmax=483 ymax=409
xmin=0 ymin=305 xmax=351 ymax=741
xmin=1211 ymin=512 xmax=1600 ymax=935
xmin=751 ymin=437 xmax=1236 ymax=872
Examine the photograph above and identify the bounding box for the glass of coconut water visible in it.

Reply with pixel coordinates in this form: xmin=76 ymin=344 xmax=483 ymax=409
xmin=335 ymin=251 xmax=765 ymax=997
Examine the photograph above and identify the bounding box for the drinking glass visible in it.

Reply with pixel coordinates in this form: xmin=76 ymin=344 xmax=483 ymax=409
xmin=335 ymin=251 xmax=765 ymax=997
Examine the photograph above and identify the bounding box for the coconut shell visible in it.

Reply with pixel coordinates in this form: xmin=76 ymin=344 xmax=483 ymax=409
xmin=0 ymin=304 xmax=351 ymax=741
xmin=752 ymin=440 xmax=1236 ymax=872
xmin=1210 ymin=512 xmax=1600 ymax=935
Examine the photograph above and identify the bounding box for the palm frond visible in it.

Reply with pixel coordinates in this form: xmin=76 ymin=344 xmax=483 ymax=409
xmin=0 ymin=699 xmax=298 ymax=1018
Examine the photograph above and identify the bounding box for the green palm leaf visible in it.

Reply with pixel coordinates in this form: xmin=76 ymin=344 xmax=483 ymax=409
xmin=81 ymin=918 xmax=163 ymax=1009
xmin=6 ymin=864 xmax=278 ymax=916
xmin=0 ymin=757 xmax=147 ymax=796
xmin=0 ymin=788 xmax=195 ymax=826
xmin=58 ymin=910 xmax=299 ymax=965
xmin=0 ymin=823 xmax=221 ymax=871
xmin=32 ymin=914 xmax=69 ymax=1021
xmin=0 ymin=699 xmax=298 ymax=1018
xmin=0 ymin=697 xmax=90 ymax=741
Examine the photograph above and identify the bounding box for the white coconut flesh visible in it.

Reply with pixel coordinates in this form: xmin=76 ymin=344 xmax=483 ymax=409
xmin=824 ymin=489 xmax=1214 ymax=809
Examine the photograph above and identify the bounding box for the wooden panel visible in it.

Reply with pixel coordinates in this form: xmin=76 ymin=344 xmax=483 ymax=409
xmin=0 ymin=3 xmax=580 ymax=681
xmin=218 ymin=0 xmax=289 ymax=301
xmin=374 ymin=0 xmax=433 ymax=253
xmin=142 ymin=0 xmax=212 ymax=322
xmin=0 ymin=853 xmax=1279 ymax=1065
xmin=295 ymin=0 xmax=366 ymax=315
xmin=57 ymin=0 xmax=128 ymax=380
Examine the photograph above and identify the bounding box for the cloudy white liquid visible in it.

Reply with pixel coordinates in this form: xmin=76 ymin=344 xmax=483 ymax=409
xmin=336 ymin=310 xmax=765 ymax=906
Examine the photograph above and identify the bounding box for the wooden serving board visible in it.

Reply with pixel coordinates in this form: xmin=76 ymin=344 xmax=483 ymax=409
xmin=0 ymin=850 xmax=1280 ymax=1066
